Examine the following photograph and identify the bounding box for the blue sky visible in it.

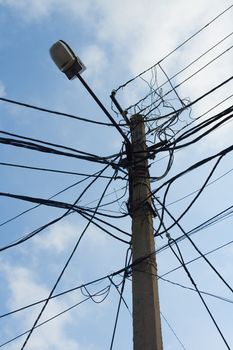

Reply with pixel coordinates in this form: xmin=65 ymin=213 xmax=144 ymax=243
xmin=0 ymin=0 xmax=233 ymax=349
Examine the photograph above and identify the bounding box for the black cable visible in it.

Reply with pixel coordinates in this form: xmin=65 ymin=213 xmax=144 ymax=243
xmin=0 ymin=191 xmax=128 ymax=218
xmin=79 ymin=211 xmax=130 ymax=244
xmin=0 ymin=161 xmax=119 ymax=179
xmin=168 ymin=238 xmax=231 ymax=349
xmin=0 ymin=97 xmax=112 ymax=126
xmin=0 ymin=161 xmax=112 ymax=251
xmin=155 ymin=205 xmax=233 ymax=256
xmin=109 ymin=248 xmax=131 ymax=350
xmin=0 ymin=285 xmax=111 ymax=348
xmin=0 ymin=297 xmax=90 ymax=348
xmin=20 ymin=165 xmax=118 ymax=349
xmin=3 ymin=236 xmax=232 ymax=323
xmin=0 ymin=130 xmax=121 ymax=160
xmin=170 ymin=110 xmax=233 ymax=151
xmin=114 ymin=3 xmax=233 ymax=92
xmin=80 ymin=210 xmax=129 ymax=236
xmin=160 ymin=166 xmax=233 ymax=209
xmin=153 ymin=143 xmax=233 ymax=198
xmin=147 ymin=93 xmax=233 ymax=168
xmin=0 ymin=136 xmax=118 ymax=166
xmin=154 ymin=193 xmax=233 ymax=294
xmin=0 ymin=272 xmax=126 ymax=320
xmin=133 ymin=32 xmax=233 ymax=112
xmin=127 ymin=106 xmax=233 ymax=173
xmin=145 ymin=75 xmax=233 ymax=120
xmin=137 ymin=44 xmax=233 ymax=115
xmin=0 ymin=172 xmax=125 ymax=229
xmin=0 ymin=169 xmax=103 ymax=228
xmin=160 ymin=240 xmax=233 ymax=280
xmin=155 ymin=155 xmax=223 ymax=236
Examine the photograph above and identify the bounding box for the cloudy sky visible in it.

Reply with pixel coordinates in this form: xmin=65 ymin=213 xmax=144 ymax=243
xmin=0 ymin=0 xmax=233 ymax=349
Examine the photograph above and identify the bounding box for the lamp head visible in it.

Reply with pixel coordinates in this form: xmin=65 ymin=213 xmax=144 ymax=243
xmin=49 ymin=40 xmax=86 ymax=80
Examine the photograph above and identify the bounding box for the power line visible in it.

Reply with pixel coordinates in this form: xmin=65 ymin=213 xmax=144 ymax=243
xmin=0 ymin=285 xmax=111 ymax=348
xmin=160 ymin=311 xmax=187 ymax=350
xmin=0 ymin=130 xmax=121 ymax=160
xmin=168 ymin=238 xmax=231 ymax=349
xmin=145 ymin=75 xmax=233 ymax=119
xmin=20 ymin=167 xmax=118 ymax=349
xmin=153 ymin=142 xmax=233 ymax=198
xmin=161 ymin=166 xmax=233 ymax=209
xmin=154 ymin=195 xmax=233 ymax=294
xmin=0 ymin=191 xmax=128 ymax=219
xmin=0 ymin=162 xmax=113 ymax=250
xmin=0 ymin=161 xmax=119 ymax=179
xmin=0 ymin=96 xmax=112 ymax=126
xmin=114 ymin=3 xmax=233 ymax=91
xmin=159 ymin=275 xmax=233 ymax=305
xmin=0 ymin=132 xmax=121 ymax=166
xmin=128 ymin=41 xmax=233 ymax=114
xmin=109 ymin=248 xmax=131 ymax=350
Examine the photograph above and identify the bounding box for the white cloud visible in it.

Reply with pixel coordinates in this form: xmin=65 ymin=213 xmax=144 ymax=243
xmin=34 ymin=221 xmax=77 ymax=253
xmin=0 ymin=260 xmax=81 ymax=349
xmin=81 ymin=44 xmax=109 ymax=88
xmin=0 ymin=0 xmax=53 ymax=20
xmin=33 ymin=219 xmax=109 ymax=254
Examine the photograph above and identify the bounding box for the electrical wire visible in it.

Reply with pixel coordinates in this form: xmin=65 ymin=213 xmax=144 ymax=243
xmin=153 ymin=195 xmax=233 ymax=294
xmin=160 ymin=166 xmax=233 ymax=209
xmin=145 ymin=75 xmax=233 ymax=119
xmin=0 ymin=135 xmax=119 ymax=166
xmin=0 ymin=161 xmax=119 ymax=178
xmin=0 ymin=174 xmax=126 ymax=229
xmin=0 ymin=191 xmax=128 ymax=219
xmin=132 ymin=32 xmax=233 ymax=113
xmin=109 ymin=248 xmax=131 ymax=350
xmin=160 ymin=311 xmax=187 ymax=350
xmin=0 ymin=160 xmax=114 ymax=251
xmin=153 ymin=155 xmax=223 ymax=236
xmin=114 ymin=3 xmax=233 ymax=92
xmin=20 ymin=165 xmax=119 ymax=349
xmin=155 ymin=206 xmax=233 ymax=257
xmin=0 ymin=285 xmax=111 ymax=348
xmin=135 ymin=44 xmax=233 ymax=115
xmin=152 ymin=143 xmax=233 ymax=200
xmin=168 ymin=238 xmax=231 ymax=349
xmin=79 ymin=211 xmax=130 ymax=244
xmin=0 ymin=96 xmax=112 ymax=126
xmin=159 ymin=273 xmax=233 ymax=305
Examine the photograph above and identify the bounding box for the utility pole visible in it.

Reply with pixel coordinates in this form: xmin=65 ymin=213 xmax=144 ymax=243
xmin=49 ymin=42 xmax=163 ymax=349
xmin=130 ymin=114 xmax=163 ymax=350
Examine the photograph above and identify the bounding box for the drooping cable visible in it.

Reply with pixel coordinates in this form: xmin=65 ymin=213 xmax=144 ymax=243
xmin=109 ymin=247 xmax=131 ymax=350
xmin=20 ymin=165 xmax=119 ymax=349
xmin=114 ymin=3 xmax=233 ymax=92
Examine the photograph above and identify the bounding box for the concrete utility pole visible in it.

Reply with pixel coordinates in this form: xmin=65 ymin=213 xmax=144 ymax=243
xmin=130 ymin=114 xmax=163 ymax=350
xmin=49 ymin=41 xmax=163 ymax=349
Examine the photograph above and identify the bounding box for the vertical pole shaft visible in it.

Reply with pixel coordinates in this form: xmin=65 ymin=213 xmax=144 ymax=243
xmin=130 ymin=114 xmax=163 ymax=350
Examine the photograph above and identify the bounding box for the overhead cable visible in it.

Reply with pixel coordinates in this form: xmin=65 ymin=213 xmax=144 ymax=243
xmin=0 ymin=96 xmax=112 ymax=126
xmin=20 ymin=167 xmax=118 ymax=349
xmin=114 ymin=3 xmax=233 ymax=91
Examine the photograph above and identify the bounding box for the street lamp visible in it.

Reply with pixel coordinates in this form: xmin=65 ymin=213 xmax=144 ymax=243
xmin=49 ymin=40 xmax=129 ymax=144
xmin=49 ymin=40 xmax=86 ymax=79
